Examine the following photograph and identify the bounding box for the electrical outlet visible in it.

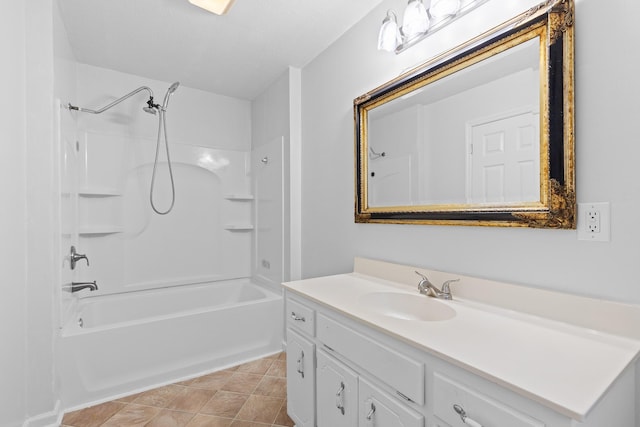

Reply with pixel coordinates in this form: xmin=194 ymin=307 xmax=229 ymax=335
xmin=586 ymin=209 xmax=600 ymax=233
xmin=578 ymin=202 xmax=610 ymax=241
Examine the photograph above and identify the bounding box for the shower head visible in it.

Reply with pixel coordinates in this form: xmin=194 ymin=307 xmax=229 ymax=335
xmin=144 ymin=96 xmax=159 ymax=115
xmin=162 ymin=82 xmax=180 ymax=110
xmin=168 ymin=81 xmax=180 ymax=94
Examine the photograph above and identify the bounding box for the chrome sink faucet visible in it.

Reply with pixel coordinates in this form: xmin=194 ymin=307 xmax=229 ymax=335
xmin=415 ymin=271 xmax=459 ymax=300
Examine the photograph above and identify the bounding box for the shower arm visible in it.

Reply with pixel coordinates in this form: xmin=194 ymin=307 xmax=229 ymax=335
xmin=67 ymin=86 xmax=156 ymax=114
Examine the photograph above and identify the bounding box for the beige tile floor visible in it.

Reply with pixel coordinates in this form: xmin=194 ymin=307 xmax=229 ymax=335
xmin=62 ymin=353 xmax=294 ymax=427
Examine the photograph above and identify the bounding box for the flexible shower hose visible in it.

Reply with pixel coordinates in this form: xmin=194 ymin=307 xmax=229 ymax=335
xmin=149 ymin=109 xmax=176 ymax=215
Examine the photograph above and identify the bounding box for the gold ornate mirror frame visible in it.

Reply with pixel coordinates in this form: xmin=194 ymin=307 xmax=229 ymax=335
xmin=354 ymin=0 xmax=574 ymax=228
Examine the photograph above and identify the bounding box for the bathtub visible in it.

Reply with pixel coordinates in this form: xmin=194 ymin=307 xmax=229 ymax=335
xmin=59 ymin=279 xmax=283 ymax=410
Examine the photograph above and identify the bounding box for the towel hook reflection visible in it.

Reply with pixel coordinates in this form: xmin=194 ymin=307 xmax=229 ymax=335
xmin=369 ymin=147 xmax=386 ymax=159
xmin=261 ymin=156 xmax=269 ymax=164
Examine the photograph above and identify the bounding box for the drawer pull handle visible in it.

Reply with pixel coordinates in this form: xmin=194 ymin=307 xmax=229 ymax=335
xmin=366 ymin=402 xmax=376 ymax=421
xmin=296 ymin=350 xmax=305 ymax=378
xmin=290 ymin=311 xmax=306 ymax=322
xmin=453 ymin=404 xmax=483 ymax=427
xmin=335 ymin=381 xmax=345 ymax=415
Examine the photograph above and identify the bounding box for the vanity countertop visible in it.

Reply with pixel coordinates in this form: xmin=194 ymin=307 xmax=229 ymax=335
xmin=283 ymin=271 xmax=640 ymax=421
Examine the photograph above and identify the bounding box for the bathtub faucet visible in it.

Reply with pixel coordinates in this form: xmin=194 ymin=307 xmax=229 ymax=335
xmin=70 ymin=281 xmax=98 ymax=293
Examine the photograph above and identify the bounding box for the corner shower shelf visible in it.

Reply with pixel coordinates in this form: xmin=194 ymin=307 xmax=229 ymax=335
xmin=78 ymin=226 xmax=124 ymax=235
xmin=78 ymin=187 xmax=121 ymax=197
xmin=224 ymin=194 xmax=254 ymax=201
xmin=224 ymin=224 xmax=254 ymax=231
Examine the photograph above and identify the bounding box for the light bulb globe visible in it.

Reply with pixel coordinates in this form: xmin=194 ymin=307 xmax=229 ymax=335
xmin=402 ymin=0 xmax=430 ymax=40
xmin=429 ymin=0 xmax=461 ymax=18
xmin=377 ymin=12 xmax=401 ymax=52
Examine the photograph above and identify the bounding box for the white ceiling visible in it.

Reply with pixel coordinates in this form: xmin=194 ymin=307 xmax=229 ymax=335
xmin=57 ymin=0 xmax=385 ymax=100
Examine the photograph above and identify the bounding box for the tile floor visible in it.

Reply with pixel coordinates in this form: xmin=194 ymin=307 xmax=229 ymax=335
xmin=62 ymin=352 xmax=294 ymax=427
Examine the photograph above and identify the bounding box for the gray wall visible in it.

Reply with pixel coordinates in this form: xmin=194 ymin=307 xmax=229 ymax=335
xmin=0 ymin=0 xmax=60 ymax=425
xmin=300 ymin=0 xmax=640 ymax=303
xmin=252 ymin=70 xmax=294 ymax=282
xmin=0 ymin=2 xmax=28 ymax=425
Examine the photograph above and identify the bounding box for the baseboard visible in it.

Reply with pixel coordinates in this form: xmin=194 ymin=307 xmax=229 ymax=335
xmin=22 ymin=400 xmax=63 ymax=427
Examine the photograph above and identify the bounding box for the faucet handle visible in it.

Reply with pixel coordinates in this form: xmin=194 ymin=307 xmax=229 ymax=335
xmin=70 ymin=246 xmax=90 ymax=270
xmin=441 ymin=278 xmax=460 ymax=294
xmin=414 ymin=271 xmax=428 ymax=281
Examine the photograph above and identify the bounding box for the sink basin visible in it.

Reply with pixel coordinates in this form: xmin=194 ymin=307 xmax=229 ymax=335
xmin=358 ymin=292 xmax=456 ymax=322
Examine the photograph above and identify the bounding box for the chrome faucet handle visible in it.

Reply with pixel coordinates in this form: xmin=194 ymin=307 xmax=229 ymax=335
xmin=70 ymin=246 xmax=90 ymax=270
xmin=414 ymin=271 xmax=430 ymax=294
xmin=441 ymin=279 xmax=460 ymax=295
xmin=415 ymin=270 xmax=442 ymax=297
xmin=414 ymin=271 xmax=428 ymax=281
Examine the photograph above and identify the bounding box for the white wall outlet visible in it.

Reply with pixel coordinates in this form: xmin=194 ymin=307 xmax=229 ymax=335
xmin=577 ymin=202 xmax=610 ymax=241
xmin=586 ymin=209 xmax=600 ymax=233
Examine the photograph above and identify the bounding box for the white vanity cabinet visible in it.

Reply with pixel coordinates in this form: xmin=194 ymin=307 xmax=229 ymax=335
xmin=284 ymin=288 xmax=637 ymax=427
xmin=286 ymin=293 xmax=427 ymax=427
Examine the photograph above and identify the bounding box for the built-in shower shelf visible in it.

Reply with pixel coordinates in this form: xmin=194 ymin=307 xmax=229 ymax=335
xmin=78 ymin=187 xmax=121 ymax=197
xmin=224 ymin=194 xmax=254 ymax=200
xmin=78 ymin=226 xmax=124 ymax=235
xmin=224 ymin=224 xmax=254 ymax=231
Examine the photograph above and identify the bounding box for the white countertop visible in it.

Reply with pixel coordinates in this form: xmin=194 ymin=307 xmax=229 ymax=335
xmin=283 ymin=271 xmax=640 ymax=421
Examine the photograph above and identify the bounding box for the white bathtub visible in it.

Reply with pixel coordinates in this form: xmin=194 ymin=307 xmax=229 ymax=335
xmin=59 ymin=279 xmax=283 ymax=410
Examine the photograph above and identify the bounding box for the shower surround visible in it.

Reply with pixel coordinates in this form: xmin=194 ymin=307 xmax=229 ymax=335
xmin=58 ymin=64 xmax=285 ymax=410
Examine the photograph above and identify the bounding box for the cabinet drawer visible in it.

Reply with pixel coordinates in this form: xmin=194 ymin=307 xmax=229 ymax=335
xmin=359 ymin=377 xmax=424 ymax=427
xmin=433 ymin=373 xmax=544 ymax=427
xmin=287 ymin=297 xmax=315 ymax=336
xmin=317 ymin=313 xmax=424 ymax=405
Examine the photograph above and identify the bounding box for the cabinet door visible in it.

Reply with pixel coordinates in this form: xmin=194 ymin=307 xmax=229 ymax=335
xmin=316 ymin=349 xmax=358 ymax=427
xmin=359 ymin=378 xmax=424 ymax=427
xmin=432 ymin=417 xmax=452 ymax=427
xmin=286 ymin=328 xmax=315 ymax=427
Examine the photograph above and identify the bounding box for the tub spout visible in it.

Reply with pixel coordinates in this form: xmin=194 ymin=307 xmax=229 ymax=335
xmin=70 ymin=281 xmax=98 ymax=293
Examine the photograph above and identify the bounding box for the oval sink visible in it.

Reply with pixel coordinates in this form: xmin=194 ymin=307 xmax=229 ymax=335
xmin=358 ymin=292 xmax=456 ymax=322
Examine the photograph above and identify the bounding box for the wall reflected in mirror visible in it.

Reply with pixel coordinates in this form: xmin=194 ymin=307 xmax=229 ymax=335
xmin=367 ymin=37 xmax=540 ymax=208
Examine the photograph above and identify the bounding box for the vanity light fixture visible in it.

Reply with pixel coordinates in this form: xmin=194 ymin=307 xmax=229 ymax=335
xmin=188 ymin=0 xmax=236 ymax=15
xmin=377 ymin=0 xmax=488 ymax=54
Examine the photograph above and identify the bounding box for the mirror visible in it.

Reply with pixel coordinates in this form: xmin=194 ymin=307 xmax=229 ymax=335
xmin=355 ymin=0 xmax=575 ymax=228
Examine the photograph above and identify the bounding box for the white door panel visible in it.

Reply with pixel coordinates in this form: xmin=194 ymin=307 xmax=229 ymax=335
xmin=467 ymin=109 xmax=539 ymax=204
